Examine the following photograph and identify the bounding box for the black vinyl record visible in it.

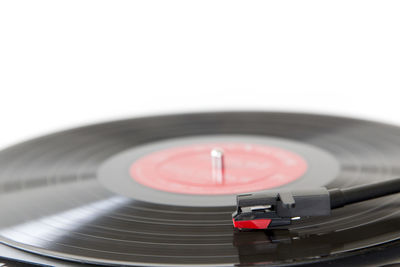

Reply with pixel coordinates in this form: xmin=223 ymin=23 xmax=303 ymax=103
xmin=0 ymin=112 xmax=400 ymax=266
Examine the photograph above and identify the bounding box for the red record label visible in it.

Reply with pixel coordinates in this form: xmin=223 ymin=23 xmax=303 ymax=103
xmin=130 ymin=143 xmax=308 ymax=195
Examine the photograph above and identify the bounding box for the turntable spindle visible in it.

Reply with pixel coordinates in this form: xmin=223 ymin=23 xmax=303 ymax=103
xmin=211 ymin=148 xmax=225 ymax=184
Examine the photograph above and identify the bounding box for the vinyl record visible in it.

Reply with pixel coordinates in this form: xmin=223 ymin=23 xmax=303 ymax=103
xmin=0 ymin=112 xmax=400 ymax=266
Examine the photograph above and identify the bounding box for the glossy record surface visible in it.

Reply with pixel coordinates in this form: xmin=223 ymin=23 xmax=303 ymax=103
xmin=0 ymin=112 xmax=400 ymax=266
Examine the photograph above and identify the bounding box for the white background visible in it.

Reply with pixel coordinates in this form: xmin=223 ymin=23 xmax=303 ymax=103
xmin=0 ymin=1 xmax=400 ymax=150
